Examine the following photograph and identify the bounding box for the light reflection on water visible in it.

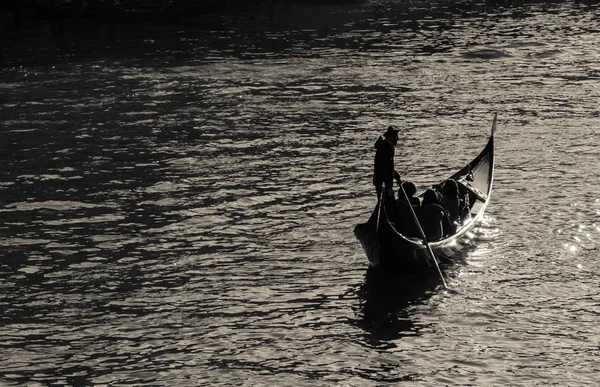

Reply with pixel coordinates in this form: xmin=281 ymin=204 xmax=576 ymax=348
xmin=1 ymin=1 xmax=600 ymax=386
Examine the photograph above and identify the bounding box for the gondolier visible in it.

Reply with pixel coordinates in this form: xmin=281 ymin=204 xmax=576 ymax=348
xmin=373 ymin=125 xmax=401 ymax=199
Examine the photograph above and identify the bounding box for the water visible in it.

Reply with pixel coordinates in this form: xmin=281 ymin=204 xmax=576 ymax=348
xmin=1 ymin=1 xmax=599 ymax=385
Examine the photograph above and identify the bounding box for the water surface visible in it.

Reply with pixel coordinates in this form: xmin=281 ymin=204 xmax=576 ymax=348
xmin=1 ymin=1 xmax=599 ymax=386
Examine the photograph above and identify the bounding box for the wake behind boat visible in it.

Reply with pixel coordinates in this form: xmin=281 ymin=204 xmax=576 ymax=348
xmin=354 ymin=114 xmax=497 ymax=272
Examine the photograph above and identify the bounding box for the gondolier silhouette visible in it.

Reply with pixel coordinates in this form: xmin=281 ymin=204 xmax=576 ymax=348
xmin=373 ymin=125 xmax=401 ymax=199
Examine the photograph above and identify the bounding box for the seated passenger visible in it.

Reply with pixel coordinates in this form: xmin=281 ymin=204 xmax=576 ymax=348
xmin=418 ymin=188 xmax=453 ymax=240
xmin=393 ymin=181 xmax=421 ymax=238
xmin=438 ymin=179 xmax=461 ymax=225
xmin=397 ymin=181 xmax=420 ymax=207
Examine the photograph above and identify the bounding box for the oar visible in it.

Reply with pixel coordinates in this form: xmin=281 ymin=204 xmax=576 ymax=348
xmin=399 ymin=183 xmax=448 ymax=290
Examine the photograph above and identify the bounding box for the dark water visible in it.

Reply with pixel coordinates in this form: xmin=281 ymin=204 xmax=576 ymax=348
xmin=1 ymin=1 xmax=599 ymax=385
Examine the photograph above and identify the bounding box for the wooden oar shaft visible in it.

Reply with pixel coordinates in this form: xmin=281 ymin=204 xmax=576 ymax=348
xmin=399 ymin=184 xmax=448 ymax=290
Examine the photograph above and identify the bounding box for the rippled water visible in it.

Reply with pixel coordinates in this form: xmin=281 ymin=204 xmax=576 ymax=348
xmin=1 ymin=1 xmax=599 ymax=386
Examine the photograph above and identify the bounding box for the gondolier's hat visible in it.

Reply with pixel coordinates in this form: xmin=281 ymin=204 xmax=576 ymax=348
xmin=384 ymin=125 xmax=400 ymax=137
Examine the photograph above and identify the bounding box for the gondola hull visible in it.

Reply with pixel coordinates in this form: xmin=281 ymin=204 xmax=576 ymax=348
xmin=354 ymin=115 xmax=496 ymax=272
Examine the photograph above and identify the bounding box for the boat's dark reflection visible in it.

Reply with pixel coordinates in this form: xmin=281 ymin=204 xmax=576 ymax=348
xmin=355 ymin=246 xmax=474 ymax=345
xmin=355 ymin=267 xmax=442 ymax=344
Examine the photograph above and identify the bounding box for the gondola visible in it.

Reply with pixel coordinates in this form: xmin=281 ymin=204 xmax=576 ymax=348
xmin=354 ymin=114 xmax=496 ymax=272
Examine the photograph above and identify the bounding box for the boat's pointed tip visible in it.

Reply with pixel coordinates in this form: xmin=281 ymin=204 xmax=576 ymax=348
xmin=491 ymin=113 xmax=498 ymax=137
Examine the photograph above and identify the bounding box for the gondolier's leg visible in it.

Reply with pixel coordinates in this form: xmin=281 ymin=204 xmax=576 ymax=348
xmin=374 ymin=181 xmax=393 ymax=201
xmin=375 ymin=183 xmax=382 ymax=200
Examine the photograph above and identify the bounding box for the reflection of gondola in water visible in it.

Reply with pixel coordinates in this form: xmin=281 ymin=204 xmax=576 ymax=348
xmin=354 ymin=114 xmax=497 ymax=273
xmin=354 ymin=266 xmax=445 ymax=342
xmin=354 ymin=241 xmax=475 ymax=343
